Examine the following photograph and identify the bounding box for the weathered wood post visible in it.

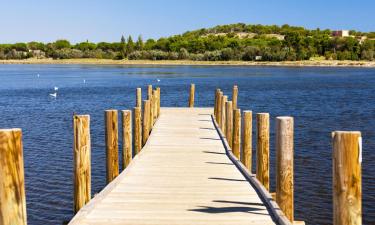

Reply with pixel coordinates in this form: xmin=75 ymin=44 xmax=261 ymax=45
xmin=156 ymin=87 xmax=161 ymax=117
xmin=153 ymin=90 xmax=158 ymax=123
xmin=216 ymin=91 xmax=223 ymax=126
xmin=276 ymin=116 xmax=294 ymax=222
xmin=147 ymin=85 xmax=152 ymax=100
xmin=225 ymin=101 xmax=233 ymax=148
xmin=149 ymin=93 xmax=154 ymax=129
xmin=214 ymin=89 xmax=220 ymax=118
xmin=105 ymin=110 xmax=119 ymax=184
xmin=189 ymin=83 xmax=195 ymax=107
xmin=332 ymin=131 xmax=362 ymax=225
xmin=73 ymin=115 xmax=91 ymax=214
xmin=0 ymin=128 xmax=27 ymax=225
xmin=136 ymin=88 xmax=142 ymax=108
xmin=133 ymin=107 xmax=142 ymax=155
xmin=221 ymin=95 xmax=228 ymax=133
xmin=142 ymin=100 xmax=150 ymax=146
xmin=233 ymin=109 xmax=241 ymax=159
xmin=232 ymin=85 xmax=238 ymax=110
xmin=242 ymin=111 xmax=252 ymax=172
xmin=256 ymin=113 xmax=270 ymax=191
xmin=122 ymin=110 xmax=132 ymax=170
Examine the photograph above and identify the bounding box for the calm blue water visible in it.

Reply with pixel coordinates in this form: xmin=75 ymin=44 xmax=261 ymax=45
xmin=0 ymin=64 xmax=374 ymax=225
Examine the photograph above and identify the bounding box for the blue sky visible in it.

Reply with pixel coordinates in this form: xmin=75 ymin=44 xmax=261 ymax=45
xmin=0 ymin=0 xmax=374 ymax=43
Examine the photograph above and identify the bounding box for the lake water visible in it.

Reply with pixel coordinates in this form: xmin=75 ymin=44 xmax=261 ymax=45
xmin=0 ymin=64 xmax=374 ymax=225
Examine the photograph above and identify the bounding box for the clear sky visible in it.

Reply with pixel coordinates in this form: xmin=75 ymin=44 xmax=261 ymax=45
xmin=0 ymin=0 xmax=374 ymax=43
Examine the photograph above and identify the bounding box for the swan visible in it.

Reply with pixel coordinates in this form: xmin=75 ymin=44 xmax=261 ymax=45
xmin=49 ymin=92 xmax=57 ymax=98
xmin=54 ymin=86 xmax=59 ymax=91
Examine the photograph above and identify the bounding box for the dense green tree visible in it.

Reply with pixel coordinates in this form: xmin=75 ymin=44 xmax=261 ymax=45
xmin=135 ymin=35 xmax=144 ymax=51
xmin=53 ymin=40 xmax=71 ymax=50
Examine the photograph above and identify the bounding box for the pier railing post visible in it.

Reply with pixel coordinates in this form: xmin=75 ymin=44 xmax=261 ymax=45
xmin=142 ymin=100 xmax=150 ymax=146
xmin=156 ymin=87 xmax=161 ymax=118
xmin=217 ymin=91 xmax=223 ymax=126
xmin=153 ymin=90 xmax=158 ymax=123
xmin=256 ymin=113 xmax=270 ymax=191
xmin=276 ymin=116 xmax=294 ymax=222
xmin=133 ymin=107 xmax=142 ymax=155
xmin=105 ymin=110 xmax=119 ymax=184
xmin=73 ymin=115 xmax=91 ymax=213
xmin=147 ymin=85 xmax=152 ymax=100
xmin=122 ymin=110 xmax=132 ymax=170
xmin=332 ymin=131 xmax=362 ymax=225
xmin=150 ymin=93 xmax=154 ymax=129
xmin=242 ymin=111 xmax=252 ymax=172
xmin=189 ymin=83 xmax=195 ymax=107
xmin=225 ymin=101 xmax=233 ymax=148
xmin=136 ymin=88 xmax=142 ymax=108
xmin=0 ymin=128 xmax=27 ymax=225
xmin=233 ymin=85 xmax=238 ymax=110
xmin=214 ymin=89 xmax=220 ymax=118
xmin=221 ymin=95 xmax=228 ymax=133
xmin=233 ymin=109 xmax=241 ymax=159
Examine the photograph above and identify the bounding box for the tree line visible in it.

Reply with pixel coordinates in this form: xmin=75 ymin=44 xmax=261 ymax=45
xmin=1 ymin=23 xmax=375 ymax=61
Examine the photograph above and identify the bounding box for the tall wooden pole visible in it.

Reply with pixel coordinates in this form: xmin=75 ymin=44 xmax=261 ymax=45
xmin=214 ymin=89 xmax=220 ymax=118
xmin=232 ymin=85 xmax=238 ymax=110
xmin=147 ymin=85 xmax=152 ymax=100
xmin=153 ymin=90 xmax=158 ymax=123
xmin=232 ymin=109 xmax=241 ymax=159
xmin=105 ymin=110 xmax=119 ymax=184
xmin=221 ymin=95 xmax=228 ymax=133
xmin=242 ymin=111 xmax=252 ymax=172
xmin=189 ymin=83 xmax=195 ymax=107
xmin=73 ymin=115 xmax=91 ymax=214
xmin=332 ymin=131 xmax=362 ymax=225
xmin=122 ymin=110 xmax=132 ymax=170
xmin=149 ymin=93 xmax=154 ymax=129
xmin=0 ymin=128 xmax=27 ymax=225
xmin=142 ymin=100 xmax=150 ymax=146
xmin=136 ymin=88 xmax=142 ymax=108
xmin=276 ymin=116 xmax=294 ymax=222
xmin=225 ymin=101 xmax=233 ymax=148
xmin=217 ymin=91 xmax=223 ymax=126
xmin=133 ymin=107 xmax=142 ymax=155
xmin=156 ymin=87 xmax=161 ymax=117
xmin=256 ymin=113 xmax=270 ymax=191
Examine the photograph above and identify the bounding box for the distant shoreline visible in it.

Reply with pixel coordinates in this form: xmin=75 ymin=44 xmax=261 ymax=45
xmin=1 ymin=58 xmax=375 ymax=68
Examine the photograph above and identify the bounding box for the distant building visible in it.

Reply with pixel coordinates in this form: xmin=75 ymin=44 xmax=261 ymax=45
xmin=332 ymin=30 xmax=350 ymax=37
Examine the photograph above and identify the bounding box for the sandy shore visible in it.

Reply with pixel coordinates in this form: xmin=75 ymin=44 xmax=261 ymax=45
xmin=1 ymin=58 xmax=375 ymax=67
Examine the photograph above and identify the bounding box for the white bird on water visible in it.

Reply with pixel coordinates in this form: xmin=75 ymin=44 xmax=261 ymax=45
xmin=50 ymin=92 xmax=57 ymax=98
xmin=54 ymin=86 xmax=59 ymax=91
xmin=157 ymin=79 xmax=161 ymax=82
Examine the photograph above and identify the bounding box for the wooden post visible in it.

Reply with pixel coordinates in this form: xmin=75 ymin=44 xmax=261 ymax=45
xmin=221 ymin=95 xmax=228 ymax=133
xmin=153 ymin=90 xmax=158 ymax=123
xmin=0 ymin=128 xmax=27 ymax=225
xmin=256 ymin=113 xmax=270 ymax=191
xmin=136 ymin=88 xmax=142 ymax=108
xmin=189 ymin=83 xmax=195 ymax=107
xmin=332 ymin=131 xmax=362 ymax=225
xmin=225 ymin=101 xmax=233 ymax=148
xmin=142 ymin=100 xmax=150 ymax=146
xmin=276 ymin=116 xmax=294 ymax=222
xmin=214 ymin=89 xmax=220 ymax=118
xmin=156 ymin=87 xmax=161 ymax=117
xmin=232 ymin=109 xmax=241 ymax=159
xmin=73 ymin=115 xmax=91 ymax=213
xmin=149 ymin=93 xmax=154 ymax=129
xmin=122 ymin=110 xmax=132 ymax=170
xmin=242 ymin=111 xmax=252 ymax=172
xmin=147 ymin=85 xmax=152 ymax=100
xmin=216 ymin=91 xmax=223 ymax=126
xmin=233 ymin=85 xmax=238 ymax=110
xmin=105 ymin=110 xmax=119 ymax=184
xmin=133 ymin=107 xmax=142 ymax=155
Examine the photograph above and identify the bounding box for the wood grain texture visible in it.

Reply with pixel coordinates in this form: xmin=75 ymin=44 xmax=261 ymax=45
xmin=142 ymin=100 xmax=150 ymax=146
xmin=256 ymin=113 xmax=270 ymax=191
xmin=73 ymin=115 xmax=91 ymax=214
xmin=150 ymin=93 xmax=154 ymax=129
xmin=214 ymin=89 xmax=220 ymax=118
xmin=69 ymin=108 xmax=276 ymax=225
xmin=232 ymin=85 xmax=238 ymax=110
xmin=153 ymin=90 xmax=158 ymax=123
xmin=156 ymin=87 xmax=161 ymax=118
xmin=189 ymin=84 xmax=195 ymax=107
xmin=332 ymin=131 xmax=362 ymax=225
xmin=136 ymin=88 xmax=142 ymax=108
xmin=242 ymin=111 xmax=252 ymax=172
xmin=216 ymin=91 xmax=223 ymax=126
xmin=276 ymin=117 xmax=294 ymax=222
xmin=133 ymin=107 xmax=142 ymax=155
xmin=147 ymin=85 xmax=152 ymax=100
xmin=225 ymin=101 xmax=233 ymax=149
xmin=221 ymin=95 xmax=228 ymax=134
xmin=122 ymin=110 xmax=132 ymax=170
xmin=232 ymin=109 xmax=241 ymax=159
xmin=0 ymin=128 xmax=27 ymax=225
xmin=105 ymin=110 xmax=119 ymax=184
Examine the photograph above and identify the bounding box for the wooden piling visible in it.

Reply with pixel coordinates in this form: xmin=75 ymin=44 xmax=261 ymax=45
xmin=225 ymin=101 xmax=233 ymax=148
xmin=150 ymin=94 xmax=154 ymax=129
xmin=122 ymin=110 xmax=132 ymax=170
xmin=256 ymin=113 xmax=270 ymax=191
xmin=147 ymin=85 xmax=152 ymax=100
xmin=0 ymin=128 xmax=27 ymax=225
xmin=233 ymin=109 xmax=241 ymax=159
xmin=73 ymin=115 xmax=91 ymax=213
xmin=221 ymin=95 xmax=228 ymax=133
xmin=156 ymin=87 xmax=161 ymax=117
xmin=142 ymin=100 xmax=150 ymax=146
xmin=136 ymin=88 xmax=142 ymax=108
xmin=214 ymin=89 xmax=220 ymax=118
xmin=189 ymin=83 xmax=195 ymax=107
xmin=133 ymin=107 xmax=142 ymax=155
xmin=242 ymin=111 xmax=252 ymax=172
xmin=332 ymin=131 xmax=362 ymax=225
xmin=216 ymin=91 xmax=223 ymax=126
xmin=233 ymin=85 xmax=238 ymax=110
xmin=276 ymin=116 xmax=294 ymax=222
xmin=153 ymin=90 xmax=158 ymax=123
xmin=105 ymin=110 xmax=119 ymax=184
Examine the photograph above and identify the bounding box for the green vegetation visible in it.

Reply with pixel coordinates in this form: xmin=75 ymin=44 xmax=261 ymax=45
xmin=1 ymin=23 xmax=375 ymax=61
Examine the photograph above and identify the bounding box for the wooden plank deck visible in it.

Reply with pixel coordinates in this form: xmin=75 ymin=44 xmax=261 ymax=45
xmin=69 ymin=108 xmax=277 ymax=225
